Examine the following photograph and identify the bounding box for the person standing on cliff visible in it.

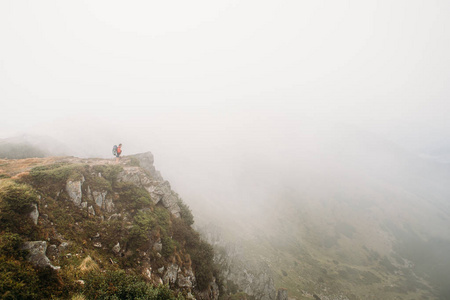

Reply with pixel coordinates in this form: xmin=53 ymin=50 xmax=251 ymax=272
xmin=115 ymin=143 xmax=122 ymax=163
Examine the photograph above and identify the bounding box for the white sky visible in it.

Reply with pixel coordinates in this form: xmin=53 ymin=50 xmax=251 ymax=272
xmin=1 ymin=0 xmax=450 ymax=151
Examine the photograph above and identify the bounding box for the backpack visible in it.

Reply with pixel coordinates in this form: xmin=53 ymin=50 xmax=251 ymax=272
xmin=112 ymin=145 xmax=118 ymax=156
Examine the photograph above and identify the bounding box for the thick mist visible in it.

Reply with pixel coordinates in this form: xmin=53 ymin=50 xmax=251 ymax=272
xmin=2 ymin=1 xmax=450 ymax=298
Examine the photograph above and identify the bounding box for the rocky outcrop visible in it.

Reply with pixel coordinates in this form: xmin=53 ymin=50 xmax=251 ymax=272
xmin=163 ymin=263 xmax=179 ymax=285
xmin=91 ymin=190 xmax=114 ymax=213
xmin=29 ymin=203 xmax=39 ymax=225
xmin=130 ymin=152 xmax=163 ymax=181
xmin=66 ymin=176 xmax=84 ymax=206
xmin=180 ymin=268 xmax=196 ymax=289
xmin=112 ymin=242 xmax=121 ymax=254
xmin=117 ymin=166 xmax=181 ymax=217
xmin=22 ymin=241 xmax=60 ymax=270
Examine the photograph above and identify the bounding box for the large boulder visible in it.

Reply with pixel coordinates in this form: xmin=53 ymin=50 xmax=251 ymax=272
xmin=129 ymin=152 xmax=163 ymax=181
xmin=177 ymin=267 xmax=196 ymax=289
xmin=117 ymin=167 xmax=181 ymax=217
xmin=21 ymin=241 xmax=60 ymax=270
xmin=163 ymin=263 xmax=179 ymax=285
xmin=66 ymin=176 xmax=84 ymax=206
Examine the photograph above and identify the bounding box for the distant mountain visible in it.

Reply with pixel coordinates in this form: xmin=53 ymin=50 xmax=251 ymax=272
xmin=0 ymin=134 xmax=68 ymax=159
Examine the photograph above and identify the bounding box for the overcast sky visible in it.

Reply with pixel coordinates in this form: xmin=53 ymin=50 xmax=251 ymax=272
xmin=1 ymin=0 xmax=449 ymax=154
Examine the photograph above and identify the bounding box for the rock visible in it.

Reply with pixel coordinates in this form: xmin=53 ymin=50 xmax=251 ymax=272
xmin=59 ymin=242 xmax=69 ymax=253
xmin=163 ymin=263 xmax=179 ymax=285
xmin=21 ymin=241 xmax=60 ymax=270
xmin=158 ymin=266 xmax=165 ymax=274
xmin=88 ymin=205 xmax=95 ymax=215
xmin=81 ymin=201 xmax=87 ymax=208
xmin=108 ymin=213 xmax=121 ymax=221
xmin=152 ymin=240 xmax=162 ymax=252
xmin=148 ymin=181 xmax=181 ymax=217
xmin=112 ymin=242 xmax=121 ymax=254
xmin=76 ymin=280 xmax=85 ymax=285
xmin=29 ymin=203 xmax=39 ymax=225
xmin=178 ymin=273 xmax=194 ymax=289
xmin=277 ymin=289 xmax=288 ymax=300
xmin=87 ymin=186 xmax=93 ymax=201
xmin=116 ymin=163 xmax=181 ymax=217
xmin=94 ymin=242 xmax=102 ymax=248
xmin=93 ymin=191 xmax=107 ymax=208
xmin=66 ymin=176 xmax=84 ymax=206
xmin=104 ymin=198 xmax=115 ymax=213
xmin=143 ymin=268 xmax=152 ymax=279
xmin=128 ymin=152 xmax=162 ymax=180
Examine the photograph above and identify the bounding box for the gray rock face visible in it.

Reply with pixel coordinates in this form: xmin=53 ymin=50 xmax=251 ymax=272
xmin=163 ymin=263 xmax=179 ymax=285
xmin=93 ymin=191 xmax=106 ymax=207
xmin=152 ymin=239 xmax=162 ymax=252
xmin=129 ymin=152 xmax=163 ymax=181
xmin=112 ymin=242 xmax=121 ymax=254
xmin=177 ymin=267 xmax=196 ymax=289
xmin=147 ymin=181 xmax=181 ymax=217
xmin=178 ymin=274 xmax=192 ymax=288
xmin=88 ymin=205 xmax=95 ymax=215
xmin=22 ymin=241 xmax=60 ymax=270
xmin=117 ymin=166 xmax=181 ymax=217
xmin=29 ymin=203 xmax=39 ymax=225
xmin=66 ymin=176 xmax=84 ymax=206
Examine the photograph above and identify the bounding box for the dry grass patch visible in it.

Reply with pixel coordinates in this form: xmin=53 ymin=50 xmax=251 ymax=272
xmin=0 ymin=157 xmax=59 ymax=176
xmin=78 ymin=256 xmax=100 ymax=274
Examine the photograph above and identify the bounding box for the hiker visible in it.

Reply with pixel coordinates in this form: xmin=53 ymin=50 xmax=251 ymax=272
xmin=113 ymin=143 xmax=122 ymax=162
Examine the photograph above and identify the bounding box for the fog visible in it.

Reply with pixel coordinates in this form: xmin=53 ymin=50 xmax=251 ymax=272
xmin=2 ymin=1 xmax=450 ymax=297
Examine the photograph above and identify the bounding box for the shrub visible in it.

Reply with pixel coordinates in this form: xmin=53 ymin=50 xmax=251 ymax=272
xmin=92 ymin=165 xmax=123 ymax=183
xmin=177 ymin=199 xmax=194 ymax=226
xmin=115 ymin=182 xmax=152 ymax=210
xmin=0 ymin=232 xmax=26 ymax=259
xmin=128 ymin=210 xmax=157 ymax=249
xmin=190 ymin=240 xmax=214 ymax=291
xmin=0 ymin=256 xmax=40 ymax=299
xmin=0 ymin=181 xmax=38 ymax=236
xmin=0 ymin=181 xmax=38 ymax=214
xmin=82 ymin=270 xmax=181 ymax=299
xmin=30 ymin=163 xmax=85 ymax=185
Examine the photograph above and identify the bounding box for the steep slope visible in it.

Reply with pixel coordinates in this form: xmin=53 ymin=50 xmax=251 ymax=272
xmin=0 ymin=152 xmax=219 ymax=299
xmin=192 ymin=128 xmax=450 ymax=300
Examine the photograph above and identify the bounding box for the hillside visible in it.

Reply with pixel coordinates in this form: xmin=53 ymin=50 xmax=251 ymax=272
xmin=0 ymin=153 xmax=220 ymax=299
xmin=189 ymin=128 xmax=450 ymax=300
